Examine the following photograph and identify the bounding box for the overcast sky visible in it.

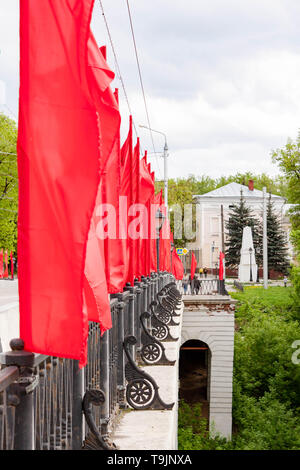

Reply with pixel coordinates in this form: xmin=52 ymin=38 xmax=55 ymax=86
xmin=1 ymin=0 xmax=300 ymax=180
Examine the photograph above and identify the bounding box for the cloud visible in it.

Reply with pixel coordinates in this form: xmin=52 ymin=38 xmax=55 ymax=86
xmin=1 ymin=0 xmax=300 ymax=179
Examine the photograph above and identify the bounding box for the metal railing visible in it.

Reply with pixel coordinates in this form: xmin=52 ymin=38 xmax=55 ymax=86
xmin=0 ymin=271 xmax=174 ymax=450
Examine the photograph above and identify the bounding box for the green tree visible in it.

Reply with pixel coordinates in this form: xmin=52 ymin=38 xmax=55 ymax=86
xmin=272 ymin=132 xmax=300 ymax=307
xmin=258 ymin=196 xmax=290 ymax=275
xmin=0 ymin=113 xmax=18 ymax=255
xmin=225 ymin=190 xmax=260 ymax=268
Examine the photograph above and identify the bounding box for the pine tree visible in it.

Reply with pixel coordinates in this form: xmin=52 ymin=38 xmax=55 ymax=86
xmin=225 ymin=190 xmax=260 ymax=268
xmin=259 ymin=196 xmax=290 ymax=275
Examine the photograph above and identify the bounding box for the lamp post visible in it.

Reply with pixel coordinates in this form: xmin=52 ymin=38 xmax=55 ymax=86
xmin=139 ymin=125 xmax=169 ymax=210
xmin=171 ymin=241 xmax=175 ymax=274
xmin=211 ymin=241 xmax=215 ymax=277
xmin=155 ymin=209 xmax=165 ymax=272
xmin=215 ymin=262 xmax=218 ymax=279
xmin=249 ymin=247 xmax=253 ymax=282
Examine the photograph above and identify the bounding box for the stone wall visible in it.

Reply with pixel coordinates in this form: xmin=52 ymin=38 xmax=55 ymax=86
xmin=181 ymin=296 xmax=235 ymax=439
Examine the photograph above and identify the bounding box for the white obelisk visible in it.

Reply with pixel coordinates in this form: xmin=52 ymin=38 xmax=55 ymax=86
xmin=238 ymin=226 xmax=257 ymax=282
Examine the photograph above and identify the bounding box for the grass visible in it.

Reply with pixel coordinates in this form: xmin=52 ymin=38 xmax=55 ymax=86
xmin=231 ymin=286 xmax=294 ymax=314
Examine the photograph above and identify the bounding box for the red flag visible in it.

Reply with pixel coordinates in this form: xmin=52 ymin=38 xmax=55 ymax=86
xmin=121 ymin=117 xmax=134 ymax=285
xmin=190 ymin=252 xmax=197 ymax=280
xmin=18 ymin=0 xmax=100 ymax=364
xmin=88 ymin=38 xmax=126 ymax=294
xmin=219 ymin=251 xmax=225 ymax=281
xmin=3 ymin=250 xmax=8 ymax=279
xmin=10 ymin=251 xmax=14 ymax=280
xmin=0 ymin=249 xmax=3 ymax=278
xmin=139 ymin=155 xmax=155 ymax=276
xmin=172 ymin=249 xmax=184 ymax=280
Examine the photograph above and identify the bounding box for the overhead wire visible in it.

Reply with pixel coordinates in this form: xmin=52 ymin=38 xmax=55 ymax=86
xmin=125 ymin=0 xmax=164 ymax=177
xmin=97 ymin=1 xmax=140 ymax=140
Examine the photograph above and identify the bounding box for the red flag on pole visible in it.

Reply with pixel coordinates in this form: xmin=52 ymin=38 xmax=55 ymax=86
xmin=10 ymin=251 xmax=14 ymax=280
xmin=121 ymin=117 xmax=134 ymax=285
xmin=219 ymin=251 xmax=225 ymax=281
xmin=190 ymin=252 xmax=197 ymax=280
xmin=18 ymin=0 xmax=101 ymax=364
xmin=172 ymin=249 xmax=184 ymax=280
xmin=0 ymin=249 xmax=3 ymax=278
xmin=3 ymin=250 xmax=8 ymax=279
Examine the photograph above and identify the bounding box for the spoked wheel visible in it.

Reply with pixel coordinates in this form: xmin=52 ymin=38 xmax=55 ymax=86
xmin=141 ymin=343 xmax=162 ymax=364
xmin=152 ymin=325 xmax=168 ymax=341
xmin=156 ymin=311 xmax=171 ymax=324
xmin=126 ymin=379 xmax=154 ymax=409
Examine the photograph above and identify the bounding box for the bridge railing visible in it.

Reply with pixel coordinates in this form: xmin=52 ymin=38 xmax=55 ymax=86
xmin=0 ymin=271 xmax=173 ymax=450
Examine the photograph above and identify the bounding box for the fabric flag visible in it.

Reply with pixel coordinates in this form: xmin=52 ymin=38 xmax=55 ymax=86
xmin=172 ymin=249 xmax=184 ymax=280
xmin=219 ymin=251 xmax=225 ymax=280
xmin=87 ymin=37 xmax=126 ymax=294
xmin=10 ymin=251 xmax=14 ymax=280
xmin=3 ymin=250 xmax=8 ymax=279
xmin=120 ymin=117 xmax=134 ymax=285
xmin=18 ymin=0 xmax=101 ymax=364
xmin=0 ymin=249 xmax=3 ymax=278
xmin=139 ymin=154 xmax=155 ymax=277
xmin=190 ymin=252 xmax=197 ymax=280
xmin=131 ymin=139 xmax=142 ymax=281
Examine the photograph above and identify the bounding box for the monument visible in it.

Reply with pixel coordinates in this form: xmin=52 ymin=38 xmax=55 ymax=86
xmin=238 ymin=226 xmax=257 ymax=282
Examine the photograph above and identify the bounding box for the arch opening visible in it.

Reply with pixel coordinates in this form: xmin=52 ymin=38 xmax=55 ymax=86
xmin=179 ymin=339 xmax=211 ymax=420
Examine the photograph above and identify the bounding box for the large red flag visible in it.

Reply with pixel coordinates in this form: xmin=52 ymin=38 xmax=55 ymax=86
xmin=139 ymin=155 xmax=155 ymax=277
xmin=172 ymin=249 xmax=184 ymax=280
xmin=120 ymin=117 xmax=134 ymax=285
xmin=18 ymin=0 xmax=100 ymax=363
xmin=190 ymin=252 xmax=197 ymax=280
xmin=87 ymin=37 xmax=126 ymax=294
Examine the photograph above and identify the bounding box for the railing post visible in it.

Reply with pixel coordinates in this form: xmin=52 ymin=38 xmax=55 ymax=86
xmin=114 ymin=294 xmax=127 ymax=408
xmin=99 ymin=330 xmax=110 ymax=436
xmin=72 ymin=359 xmax=84 ymax=450
xmin=0 ymin=339 xmax=35 ymax=450
xmin=134 ymin=280 xmax=142 ymax=356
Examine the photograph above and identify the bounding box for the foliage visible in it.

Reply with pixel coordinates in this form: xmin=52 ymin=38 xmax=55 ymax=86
xmin=179 ymin=287 xmax=300 ymax=450
xmin=0 ymin=113 xmax=18 ymax=254
xmin=272 ymin=132 xmax=300 ymax=309
xmin=225 ymin=191 xmax=260 ymax=268
xmin=258 ymin=196 xmax=290 ymax=274
xmin=178 ymin=401 xmax=232 ymax=450
xmin=155 ymin=172 xmax=289 ymax=247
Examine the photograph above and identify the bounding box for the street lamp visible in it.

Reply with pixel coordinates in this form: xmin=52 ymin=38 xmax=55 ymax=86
xmin=249 ymin=247 xmax=253 ymax=282
xmin=215 ymin=262 xmax=218 ymax=279
xmin=139 ymin=125 xmax=169 ymax=210
xmin=211 ymin=241 xmax=215 ymax=277
xmin=155 ymin=208 xmax=165 ymax=272
xmin=171 ymin=241 xmax=175 ymax=274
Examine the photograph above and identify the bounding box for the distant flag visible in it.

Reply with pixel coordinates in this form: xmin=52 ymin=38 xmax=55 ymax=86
xmin=190 ymin=252 xmax=197 ymax=280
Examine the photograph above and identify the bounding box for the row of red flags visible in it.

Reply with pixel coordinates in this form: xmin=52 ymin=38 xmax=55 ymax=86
xmin=17 ymin=0 xmax=184 ymax=367
xmin=0 ymin=249 xmax=14 ymax=279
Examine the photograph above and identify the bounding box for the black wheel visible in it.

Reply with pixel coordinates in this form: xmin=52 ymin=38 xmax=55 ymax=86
xmin=157 ymin=311 xmax=171 ymax=324
xmin=141 ymin=343 xmax=162 ymax=364
xmin=152 ymin=325 xmax=168 ymax=341
xmin=126 ymin=379 xmax=154 ymax=409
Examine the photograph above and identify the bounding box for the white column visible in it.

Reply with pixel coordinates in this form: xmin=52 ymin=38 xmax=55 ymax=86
xmin=263 ymin=187 xmax=268 ymax=289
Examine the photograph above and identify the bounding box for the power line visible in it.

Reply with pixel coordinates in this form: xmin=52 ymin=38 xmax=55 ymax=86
xmin=98 ymin=0 xmax=140 ymax=140
xmin=125 ymin=0 xmax=156 ymax=156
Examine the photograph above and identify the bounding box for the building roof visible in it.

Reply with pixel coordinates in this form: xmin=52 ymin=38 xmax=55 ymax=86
xmin=193 ymin=182 xmax=283 ymax=199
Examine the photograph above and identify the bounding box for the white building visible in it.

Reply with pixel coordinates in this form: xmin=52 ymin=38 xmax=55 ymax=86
xmin=188 ymin=181 xmax=293 ymax=272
